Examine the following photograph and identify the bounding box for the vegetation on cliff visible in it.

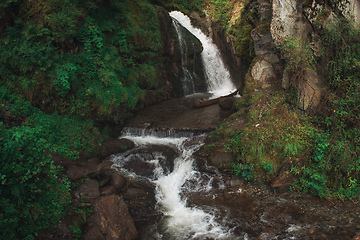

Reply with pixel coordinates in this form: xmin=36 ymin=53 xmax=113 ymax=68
xmin=202 ymin=0 xmax=360 ymax=201
xmin=1 ymin=0 xmax=360 ymax=238
xmin=0 ymin=0 xmax=179 ymax=238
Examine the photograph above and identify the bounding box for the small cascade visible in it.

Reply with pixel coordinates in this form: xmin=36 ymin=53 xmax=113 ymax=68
xmin=170 ymin=11 xmax=237 ymax=97
xmin=110 ymin=128 xmax=234 ymax=239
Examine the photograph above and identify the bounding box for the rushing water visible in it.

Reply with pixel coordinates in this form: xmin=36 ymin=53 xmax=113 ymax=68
xmin=109 ymin=12 xmax=240 ymax=239
xmin=172 ymin=19 xmax=197 ymax=95
xmin=111 ymin=128 xmax=235 ymax=239
xmin=109 ymin=11 xmax=360 ymax=240
xmin=170 ymin=11 xmax=237 ymax=97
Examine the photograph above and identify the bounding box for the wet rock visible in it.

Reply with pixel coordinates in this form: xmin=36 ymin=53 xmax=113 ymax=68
xmin=219 ymin=97 xmax=236 ymax=110
xmin=183 ymin=135 xmax=207 ymax=147
xmin=66 ymin=166 xmax=89 ymax=180
xmin=208 ymin=151 xmax=235 ymax=168
xmin=98 ymin=137 xmax=135 ymax=159
xmin=77 ymin=179 xmax=100 ymax=202
xmin=84 ymin=226 xmax=105 ymax=240
xmin=52 ymin=154 xmax=78 ymax=169
xmin=251 ymin=59 xmax=276 ymax=83
xmin=258 ymin=231 xmax=276 ymax=240
xmin=110 ymin=173 xmax=126 ymax=189
xmin=308 ymin=226 xmax=316 ymax=235
xmin=122 ymin=144 xmax=179 ymax=176
xmin=82 ymin=157 xmax=101 ymax=165
xmin=147 ymin=145 xmax=180 ymax=162
xmin=251 ymin=27 xmax=279 ymax=64
xmin=227 ymin=179 xmax=244 ymax=187
xmin=271 ymin=173 xmax=298 ymax=193
xmin=124 ymin=188 xmax=148 ymax=200
xmin=97 ymin=175 xmax=111 ymax=187
xmin=66 ymin=160 xmax=113 ymax=181
xmin=85 ymin=195 xmax=138 ymax=240
xmin=88 ymin=160 xmax=113 ymax=178
xmin=100 ymin=185 xmax=116 ymax=196
xmin=123 ymin=157 xmax=155 ymax=178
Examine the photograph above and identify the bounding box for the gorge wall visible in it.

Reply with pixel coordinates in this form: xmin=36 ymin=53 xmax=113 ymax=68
xmin=186 ymin=0 xmax=360 ymax=111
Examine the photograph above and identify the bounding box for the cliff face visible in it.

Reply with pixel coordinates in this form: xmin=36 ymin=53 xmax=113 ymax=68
xmin=270 ymin=0 xmax=359 ymax=110
xmin=194 ymin=0 xmax=359 ymax=111
xmin=195 ymin=0 xmax=360 ymax=200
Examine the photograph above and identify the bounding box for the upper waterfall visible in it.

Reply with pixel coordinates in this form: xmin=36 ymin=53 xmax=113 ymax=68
xmin=170 ymin=11 xmax=236 ymax=97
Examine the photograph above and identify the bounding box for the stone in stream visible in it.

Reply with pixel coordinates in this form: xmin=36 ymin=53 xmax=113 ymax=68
xmin=110 ymin=172 xmax=126 ymax=189
xmin=98 ymin=137 xmax=135 ymax=159
xmin=84 ymin=195 xmax=138 ymax=240
xmin=121 ymin=144 xmax=180 ymax=177
xmin=66 ymin=160 xmax=113 ymax=181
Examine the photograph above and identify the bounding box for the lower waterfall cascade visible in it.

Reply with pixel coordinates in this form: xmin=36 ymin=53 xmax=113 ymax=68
xmin=111 ymin=128 xmax=236 ymax=239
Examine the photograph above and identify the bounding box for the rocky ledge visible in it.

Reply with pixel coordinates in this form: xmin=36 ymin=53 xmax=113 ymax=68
xmin=37 ymin=137 xmax=157 ymax=240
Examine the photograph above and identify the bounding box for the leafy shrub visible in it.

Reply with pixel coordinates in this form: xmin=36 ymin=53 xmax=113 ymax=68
xmin=0 ymin=124 xmax=71 ymax=239
xmin=279 ymin=17 xmax=360 ymax=199
xmin=232 ymin=163 xmax=255 ymax=181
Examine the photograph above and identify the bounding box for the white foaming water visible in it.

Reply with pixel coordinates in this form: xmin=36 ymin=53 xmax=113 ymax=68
xmin=172 ymin=19 xmax=197 ymax=95
xmin=112 ymin=129 xmax=233 ymax=239
xmin=170 ymin=11 xmax=237 ymax=97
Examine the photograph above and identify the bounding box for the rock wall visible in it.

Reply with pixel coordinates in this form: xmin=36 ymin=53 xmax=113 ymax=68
xmin=151 ymin=7 xmax=206 ymax=101
xmin=251 ymin=0 xmax=360 ymax=110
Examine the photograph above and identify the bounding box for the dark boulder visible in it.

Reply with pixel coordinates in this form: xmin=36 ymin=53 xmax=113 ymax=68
xmin=84 ymin=195 xmax=138 ymax=240
xmin=77 ymin=179 xmax=100 ymax=203
xmin=98 ymin=138 xmax=135 ymax=159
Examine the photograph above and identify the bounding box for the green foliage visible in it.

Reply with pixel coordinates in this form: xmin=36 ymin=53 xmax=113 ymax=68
xmin=278 ymin=36 xmax=316 ymax=88
xmin=269 ymin=17 xmax=360 ymax=200
xmin=207 ymin=0 xmax=255 ymax=71
xmin=308 ymin=18 xmax=360 ymax=199
xmin=230 ymin=89 xmax=317 ymax=180
xmin=0 ymin=125 xmax=71 ymax=239
xmin=172 ymin=0 xmax=204 ymax=12
xmin=54 ymin=63 xmax=77 ymax=97
xmin=297 ymin=169 xmax=329 ymax=198
xmin=69 ymin=225 xmax=82 ymax=240
xmin=0 ymin=0 xmax=180 ymax=237
xmin=0 ymin=0 xmax=170 ymax=122
xmin=260 ymin=163 xmax=274 ymax=174
xmin=283 ymin=139 xmax=303 ymax=157
xmin=232 ymin=163 xmax=254 ymax=181
xmin=0 ymin=85 xmax=102 ymax=239
xmin=209 ymin=0 xmax=233 ymax=27
xmin=0 ymin=85 xmax=103 ymax=159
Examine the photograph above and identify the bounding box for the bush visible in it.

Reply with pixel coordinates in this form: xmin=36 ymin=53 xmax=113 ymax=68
xmin=0 ymin=124 xmax=71 ymax=239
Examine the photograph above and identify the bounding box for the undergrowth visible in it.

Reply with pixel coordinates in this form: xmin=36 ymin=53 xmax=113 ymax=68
xmin=226 ymin=16 xmax=360 ymax=201
xmin=0 ymin=0 xmax=173 ymax=238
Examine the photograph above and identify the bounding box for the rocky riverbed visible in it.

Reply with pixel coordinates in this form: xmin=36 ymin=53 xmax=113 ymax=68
xmin=40 ymin=94 xmax=360 ymax=240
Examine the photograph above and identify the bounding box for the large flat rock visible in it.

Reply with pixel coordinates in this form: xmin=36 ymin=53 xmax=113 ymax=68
xmin=126 ymin=94 xmax=234 ymax=131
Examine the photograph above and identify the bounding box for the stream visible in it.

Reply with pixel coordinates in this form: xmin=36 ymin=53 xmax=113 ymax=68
xmin=108 ymin=11 xmax=360 ymax=240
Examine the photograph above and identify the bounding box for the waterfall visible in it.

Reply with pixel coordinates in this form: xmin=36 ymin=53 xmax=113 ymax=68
xmin=172 ymin=19 xmax=197 ymax=95
xmin=110 ymin=11 xmax=241 ymax=240
xmin=170 ymin=11 xmax=236 ymax=97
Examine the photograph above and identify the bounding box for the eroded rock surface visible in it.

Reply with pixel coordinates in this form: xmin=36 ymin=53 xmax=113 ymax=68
xmin=85 ymin=195 xmax=138 ymax=240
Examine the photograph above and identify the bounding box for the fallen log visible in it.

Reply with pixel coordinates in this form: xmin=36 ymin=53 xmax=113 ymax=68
xmin=193 ymin=88 xmax=240 ymax=108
